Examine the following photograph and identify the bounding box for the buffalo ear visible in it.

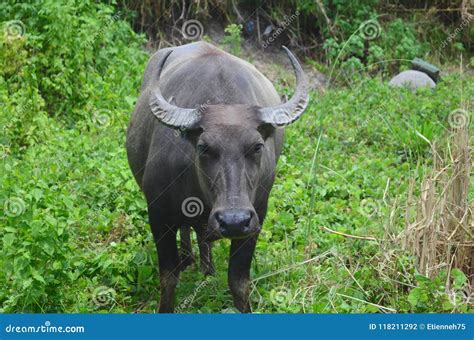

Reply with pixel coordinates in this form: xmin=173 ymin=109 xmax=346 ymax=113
xmin=181 ymin=126 xmax=204 ymax=144
xmin=257 ymin=122 xmax=276 ymax=140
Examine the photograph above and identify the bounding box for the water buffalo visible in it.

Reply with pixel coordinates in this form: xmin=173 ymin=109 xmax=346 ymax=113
xmin=126 ymin=41 xmax=309 ymax=313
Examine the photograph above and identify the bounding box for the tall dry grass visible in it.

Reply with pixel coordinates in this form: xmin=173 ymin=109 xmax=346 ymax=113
xmin=403 ymin=111 xmax=473 ymax=290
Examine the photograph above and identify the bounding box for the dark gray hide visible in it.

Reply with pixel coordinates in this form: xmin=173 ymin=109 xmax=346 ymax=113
xmin=126 ymin=42 xmax=309 ymax=313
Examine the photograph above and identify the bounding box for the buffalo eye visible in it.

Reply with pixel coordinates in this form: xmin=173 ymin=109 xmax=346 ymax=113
xmin=254 ymin=143 xmax=264 ymax=154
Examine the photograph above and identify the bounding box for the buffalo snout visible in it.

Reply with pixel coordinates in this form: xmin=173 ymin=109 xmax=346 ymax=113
xmin=212 ymin=208 xmax=260 ymax=239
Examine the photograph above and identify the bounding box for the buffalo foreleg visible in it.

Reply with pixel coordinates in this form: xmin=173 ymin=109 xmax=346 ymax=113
xmin=150 ymin=216 xmax=180 ymax=313
xmin=228 ymin=236 xmax=257 ymax=313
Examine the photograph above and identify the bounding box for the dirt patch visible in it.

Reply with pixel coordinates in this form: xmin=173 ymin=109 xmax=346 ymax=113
xmin=206 ymin=20 xmax=327 ymax=90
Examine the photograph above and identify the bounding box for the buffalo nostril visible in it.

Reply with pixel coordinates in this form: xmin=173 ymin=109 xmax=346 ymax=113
xmin=216 ymin=209 xmax=252 ymax=235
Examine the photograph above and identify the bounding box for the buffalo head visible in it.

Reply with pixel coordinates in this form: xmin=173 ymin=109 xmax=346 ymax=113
xmin=149 ymin=47 xmax=309 ymax=240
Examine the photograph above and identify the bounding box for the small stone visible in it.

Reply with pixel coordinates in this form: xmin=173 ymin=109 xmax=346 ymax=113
xmin=389 ymin=70 xmax=436 ymax=91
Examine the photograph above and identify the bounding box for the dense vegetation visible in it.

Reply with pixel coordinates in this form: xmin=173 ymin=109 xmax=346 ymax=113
xmin=119 ymin=0 xmax=473 ymax=75
xmin=1 ymin=0 xmax=472 ymax=313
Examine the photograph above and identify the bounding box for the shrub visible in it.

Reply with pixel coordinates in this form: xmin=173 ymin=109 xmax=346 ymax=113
xmin=221 ymin=23 xmax=243 ymax=56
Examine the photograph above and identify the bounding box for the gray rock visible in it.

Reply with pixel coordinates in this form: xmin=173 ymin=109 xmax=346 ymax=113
xmin=389 ymin=70 xmax=436 ymax=91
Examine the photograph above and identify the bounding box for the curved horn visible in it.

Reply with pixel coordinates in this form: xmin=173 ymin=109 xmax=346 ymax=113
xmin=149 ymin=50 xmax=201 ymax=130
xmin=258 ymin=46 xmax=309 ymax=127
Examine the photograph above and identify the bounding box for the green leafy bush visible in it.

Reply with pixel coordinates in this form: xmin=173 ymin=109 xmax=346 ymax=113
xmin=0 ymin=0 xmax=148 ymax=312
xmin=407 ymin=270 xmax=469 ymax=313
xmin=221 ymin=23 xmax=243 ymax=56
